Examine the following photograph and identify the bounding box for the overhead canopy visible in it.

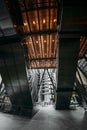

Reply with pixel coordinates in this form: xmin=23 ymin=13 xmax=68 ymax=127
xmin=1 ymin=0 xmax=87 ymax=69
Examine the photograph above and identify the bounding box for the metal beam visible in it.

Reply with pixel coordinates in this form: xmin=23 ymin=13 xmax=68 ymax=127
xmin=0 ymin=35 xmax=20 ymax=45
xmin=20 ymin=29 xmax=57 ymax=36
xmin=39 ymin=69 xmax=46 ymax=87
xmin=30 ymin=57 xmax=56 ymax=61
xmin=47 ymin=69 xmax=56 ymax=90
xmin=21 ymin=6 xmax=57 ymax=12
xmin=59 ymin=31 xmax=87 ymax=38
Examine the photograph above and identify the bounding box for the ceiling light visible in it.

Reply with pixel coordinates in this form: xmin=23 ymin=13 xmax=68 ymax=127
xmin=52 ymin=40 xmax=54 ymax=42
xmin=43 ymin=19 xmax=46 ymax=24
xmin=44 ymin=40 xmax=46 ymax=43
xmin=36 ymin=41 xmax=38 ymax=43
xmin=33 ymin=21 xmax=36 ymax=25
xmin=53 ymin=19 xmax=57 ymax=23
xmin=24 ymin=22 xmax=28 ymax=26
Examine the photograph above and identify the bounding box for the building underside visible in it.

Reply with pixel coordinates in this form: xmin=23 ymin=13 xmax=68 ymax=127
xmin=0 ymin=0 xmax=87 ymax=114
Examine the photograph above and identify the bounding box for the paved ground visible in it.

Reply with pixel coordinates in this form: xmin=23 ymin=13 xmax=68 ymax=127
xmin=0 ymin=105 xmax=87 ymax=130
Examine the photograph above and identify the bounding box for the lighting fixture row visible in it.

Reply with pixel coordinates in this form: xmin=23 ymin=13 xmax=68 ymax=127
xmin=24 ymin=18 xmax=57 ymax=26
xmin=26 ymin=39 xmax=55 ymax=44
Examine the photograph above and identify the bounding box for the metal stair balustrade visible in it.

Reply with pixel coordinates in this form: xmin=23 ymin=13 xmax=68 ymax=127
xmin=78 ymin=56 xmax=87 ymax=77
xmin=75 ymin=78 xmax=87 ymax=109
xmin=47 ymin=69 xmax=57 ymax=90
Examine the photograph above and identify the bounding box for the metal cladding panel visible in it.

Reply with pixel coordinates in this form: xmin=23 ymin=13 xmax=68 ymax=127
xmin=0 ymin=43 xmax=32 ymax=108
xmin=56 ymin=38 xmax=80 ymax=109
xmin=58 ymin=38 xmax=80 ymax=88
xmin=56 ymin=92 xmax=72 ymax=109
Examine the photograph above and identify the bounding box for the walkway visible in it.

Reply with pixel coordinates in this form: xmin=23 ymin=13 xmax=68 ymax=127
xmin=0 ymin=105 xmax=87 ymax=130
